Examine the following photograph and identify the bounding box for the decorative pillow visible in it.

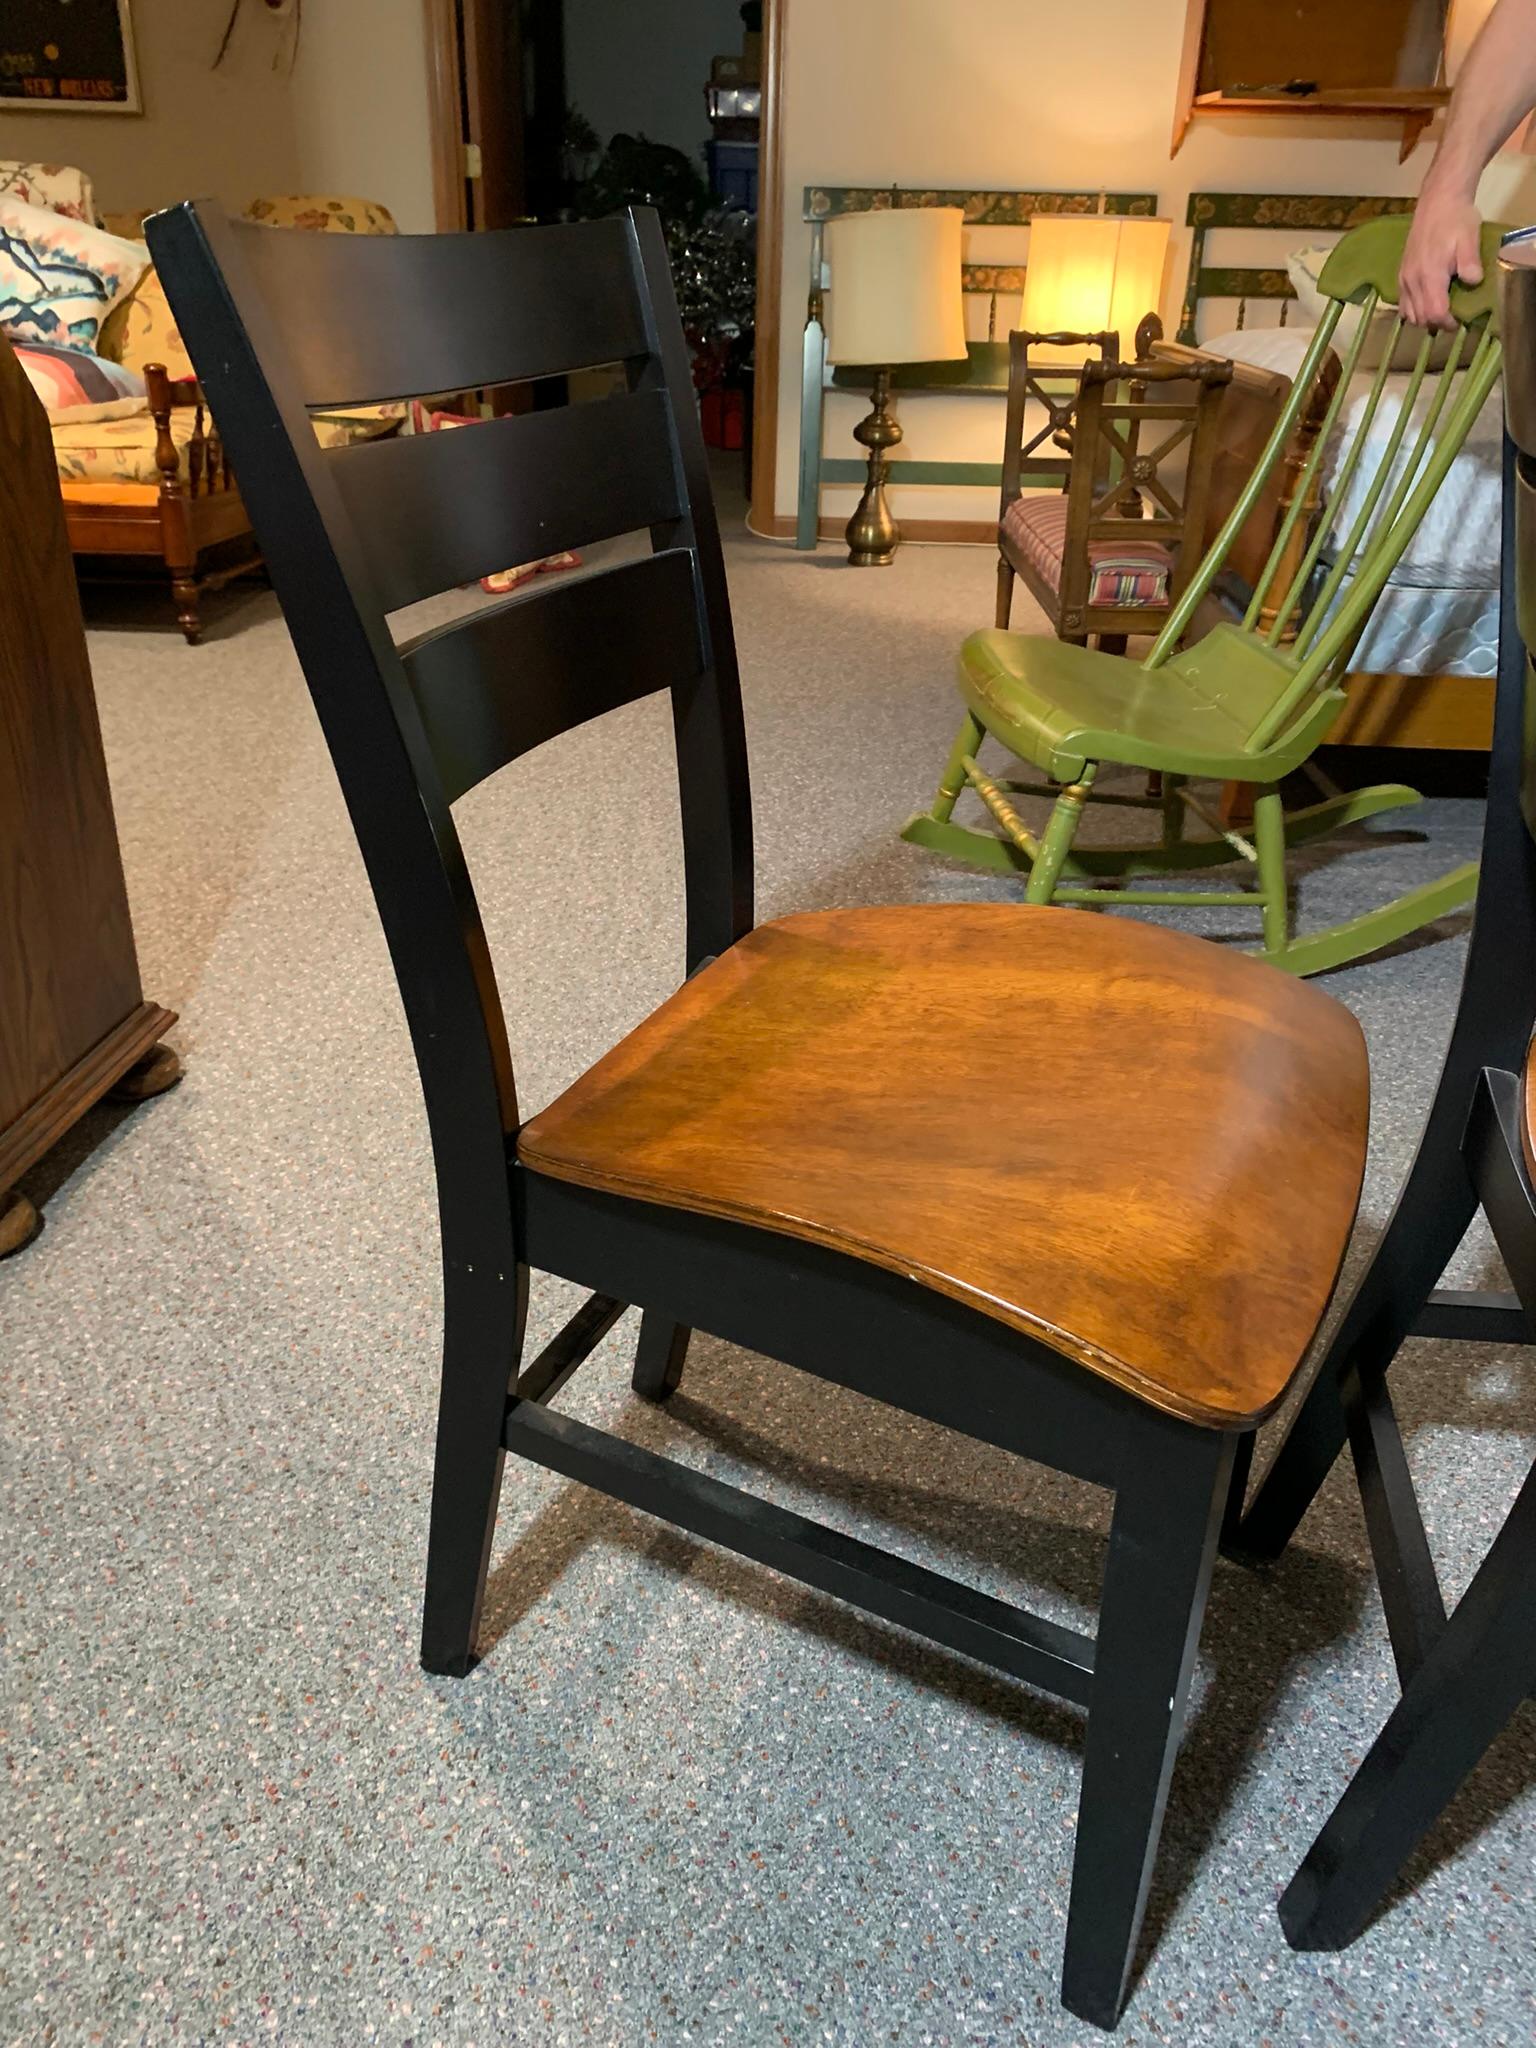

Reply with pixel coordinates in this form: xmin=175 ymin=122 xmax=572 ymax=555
xmin=0 ymin=197 xmax=148 ymax=352
xmin=13 ymin=340 xmax=145 ymax=421
xmin=1286 ymin=246 xmax=1458 ymax=372
xmin=404 ymin=402 xmax=582 ymax=594
xmin=243 ymin=194 xmax=399 ymax=236
xmin=0 ymin=160 xmax=95 ymax=224
xmin=97 ymin=265 xmax=197 ymax=380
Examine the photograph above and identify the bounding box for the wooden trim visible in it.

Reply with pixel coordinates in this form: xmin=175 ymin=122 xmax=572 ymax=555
xmin=748 ymin=0 xmax=787 ymax=536
xmin=424 ymin=0 xmax=468 ymax=233
xmin=1329 ymin=672 xmax=1495 ymax=750
xmin=1171 ymin=0 xmax=1206 ymax=155
xmin=0 ymin=1003 xmax=174 ymax=1191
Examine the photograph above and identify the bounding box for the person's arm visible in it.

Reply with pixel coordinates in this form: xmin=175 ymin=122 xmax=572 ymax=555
xmin=1401 ymin=0 xmax=1536 ymax=328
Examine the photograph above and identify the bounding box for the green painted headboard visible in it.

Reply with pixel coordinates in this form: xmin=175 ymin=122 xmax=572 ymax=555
xmin=796 ymin=185 xmax=1160 ymax=550
xmin=1177 ymin=191 xmax=1416 ymax=345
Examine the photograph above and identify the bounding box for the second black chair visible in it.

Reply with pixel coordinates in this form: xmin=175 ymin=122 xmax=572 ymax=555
xmin=1238 ymin=227 xmax=1536 ymax=1952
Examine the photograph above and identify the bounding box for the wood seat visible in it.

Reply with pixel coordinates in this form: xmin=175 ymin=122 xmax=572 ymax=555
xmin=519 ymin=903 xmax=1369 ymax=1429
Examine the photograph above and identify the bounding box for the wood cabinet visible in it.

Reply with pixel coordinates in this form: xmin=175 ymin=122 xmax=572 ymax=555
xmin=0 ymin=339 xmax=179 ymax=1255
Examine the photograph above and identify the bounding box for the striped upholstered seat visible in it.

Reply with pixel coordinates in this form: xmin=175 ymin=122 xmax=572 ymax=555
xmin=1002 ymin=495 xmax=1173 ymax=610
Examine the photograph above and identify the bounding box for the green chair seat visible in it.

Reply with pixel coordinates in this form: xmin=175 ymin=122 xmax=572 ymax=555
xmin=959 ymin=622 xmax=1321 ymax=783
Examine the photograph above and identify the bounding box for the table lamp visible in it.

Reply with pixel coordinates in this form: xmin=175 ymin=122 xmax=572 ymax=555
xmin=824 ymin=205 xmax=967 ymax=565
xmin=1020 ymin=214 xmax=1171 ymax=365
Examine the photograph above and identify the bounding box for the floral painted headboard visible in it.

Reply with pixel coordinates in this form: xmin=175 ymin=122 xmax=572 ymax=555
xmin=1177 ymin=191 xmax=1416 ymax=345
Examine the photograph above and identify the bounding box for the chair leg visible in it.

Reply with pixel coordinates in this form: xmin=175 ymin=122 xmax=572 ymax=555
xmin=928 ymin=712 xmax=987 ymax=825
xmin=995 ymin=557 xmax=1016 ymax=629
xmin=173 ymin=574 xmax=202 ymax=644
xmin=1159 ymin=773 xmax=1185 ymax=850
xmin=1062 ymin=1422 xmax=1235 ymax=2030
xmin=1097 ymin=633 xmax=1128 ymax=656
xmin=419 ymin=1263 xmax=528 ymax=1676
xmin=1279 ymin=1455 xmax=1536 ymax=1952
xmin=633 ymin=1312 xmax=690 ymax=1401
xmin=1025 ymin=772 xmax=1094 ymax=905
xmin=1234 ymin=1116 xmax=1479 ymax=1566
xmin=1252 ymin=788 xmax=1290 ymax=961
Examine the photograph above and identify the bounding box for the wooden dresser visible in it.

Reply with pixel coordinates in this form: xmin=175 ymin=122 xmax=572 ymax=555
xmin=0 ymin=339 xmax=179 ymax=1255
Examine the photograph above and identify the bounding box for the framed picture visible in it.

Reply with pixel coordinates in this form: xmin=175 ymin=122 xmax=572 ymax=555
xmin=0 ymin=1 xmax=142 ymax=114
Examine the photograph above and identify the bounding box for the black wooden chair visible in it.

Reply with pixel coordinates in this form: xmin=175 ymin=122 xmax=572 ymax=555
xmin=146 ymin=200 xmax=1373 ymax=2031
xmin=1231 ymin=228 xmax=1536 ymax=1952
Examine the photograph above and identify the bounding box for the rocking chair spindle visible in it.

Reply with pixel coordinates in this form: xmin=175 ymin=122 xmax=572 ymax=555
xmin=905 ymin=216 xmax=1509 ymax=976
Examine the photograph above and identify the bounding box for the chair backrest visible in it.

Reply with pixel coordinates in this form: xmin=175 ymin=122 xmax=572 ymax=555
xmin=1059 ymin=355 xmax=1233 ymax=615
xmin=1145 ymin=215 xmax=1508 ymax=751
xmin=144 ymin=201 xmax=753 ymax=1267
xmin=998 ymin=328 xmax=1119 ymax=515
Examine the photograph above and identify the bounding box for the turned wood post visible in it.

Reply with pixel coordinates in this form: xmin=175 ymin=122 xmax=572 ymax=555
xmin=146 ymin=360 xmax=201 ymax=642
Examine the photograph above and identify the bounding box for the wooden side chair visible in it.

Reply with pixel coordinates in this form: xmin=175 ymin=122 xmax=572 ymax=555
xmin=997 ymin=340 xmax=1233 ymax=657
xmin=1228 ymin=228 xmax=1536 ymax=1952
xmin=905 ymin=216 xmax=1508 ymax=977
xmin=994 ymin=326 xmax=1116 ymax=628
xmin=147 ymin=198 xmax=1373 ymax=2031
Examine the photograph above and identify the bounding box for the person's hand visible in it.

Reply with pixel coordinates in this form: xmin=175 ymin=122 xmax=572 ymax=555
xmin=1399 ymin=188 xmax=1484 ymax=329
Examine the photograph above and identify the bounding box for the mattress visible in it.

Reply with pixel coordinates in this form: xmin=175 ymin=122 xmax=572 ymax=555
xmin=1203 ymin=325 xmax=1502 ymax=676
xmin=1341 ymin=578 xmax=1500 ymax=677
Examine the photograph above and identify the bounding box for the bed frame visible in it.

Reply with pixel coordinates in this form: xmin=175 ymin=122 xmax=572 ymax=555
xmin=1173 ymin=189 xmax=1493 ymax=752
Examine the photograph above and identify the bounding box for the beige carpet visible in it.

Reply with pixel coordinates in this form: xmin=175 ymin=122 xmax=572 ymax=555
xmin=1 ymin=487 xmax=1530 ymax=2047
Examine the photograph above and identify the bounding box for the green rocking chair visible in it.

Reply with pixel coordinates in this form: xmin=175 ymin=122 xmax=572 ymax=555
xmin=903 ymin=216 xmax=1507 ymax=976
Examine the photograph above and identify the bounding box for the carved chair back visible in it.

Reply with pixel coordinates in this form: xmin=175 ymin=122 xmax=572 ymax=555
xmin=1056 ymin=354 xmax=1233 ymax=624
xmin=997 ymin=328 xmax=1119 ymax=516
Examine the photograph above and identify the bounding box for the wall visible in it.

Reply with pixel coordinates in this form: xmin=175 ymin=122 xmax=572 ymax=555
xmin=0 ymin=0 xmax=435 ymax=231
xmin=771 ymin=0 xmax=1536 ymax=527
xmin=287 ymin=0 xmax=435 ymax=231
xmin=0 ymin=0 xmax=301 ymax=216
xmin=566 ymin=0 xmax=746 ymax=162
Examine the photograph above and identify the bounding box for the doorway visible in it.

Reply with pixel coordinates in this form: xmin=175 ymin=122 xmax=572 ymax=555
xmin=422 ymin=0 xmax=785 ymax=530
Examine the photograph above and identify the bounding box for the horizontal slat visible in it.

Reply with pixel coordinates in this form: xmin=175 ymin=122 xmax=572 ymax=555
xmin=400 ymin=550 xmax=700 ymax=804
xmin=505 ymin=1400 xmax=1097 ymax=1705
xmin=230 ymin=215 xmax=649 ymax=406
xmin=1413 ymin=1288 xmax=1535 ymax=1344
xmin=515 ymin=1293 xmax=628 ymax=1405
xmin=329 ymin=390 xmax=682 ymax=613
xmin=1196 ymin=266 xmax=1297 ymax=303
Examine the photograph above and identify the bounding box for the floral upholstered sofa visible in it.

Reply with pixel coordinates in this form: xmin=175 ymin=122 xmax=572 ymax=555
xmin=1 ymin=167 xmax=402 ymax=641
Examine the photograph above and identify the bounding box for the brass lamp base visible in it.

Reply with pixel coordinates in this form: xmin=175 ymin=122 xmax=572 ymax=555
xmin=846 ymin=366 xmax=902 ymax=566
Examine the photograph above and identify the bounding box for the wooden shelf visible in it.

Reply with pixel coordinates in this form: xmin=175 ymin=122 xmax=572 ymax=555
xmin=1171 ymin=0 xmax=1451 ymax=158
xmin=1176 ymin=86 xmax=1448 ymax=159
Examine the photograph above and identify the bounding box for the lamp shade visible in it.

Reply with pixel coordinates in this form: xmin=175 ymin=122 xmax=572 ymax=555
xmin=824 ymin=206 xmax=967 ymax=366
xmin=1020 ymin=214 xmax=1171 ymax=361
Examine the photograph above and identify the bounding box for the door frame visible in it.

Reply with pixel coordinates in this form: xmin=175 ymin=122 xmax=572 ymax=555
xmin=420 ymin=0 xmax=787 ymax=530
xmin=423 ymin=0 xmax=469 ymax=234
